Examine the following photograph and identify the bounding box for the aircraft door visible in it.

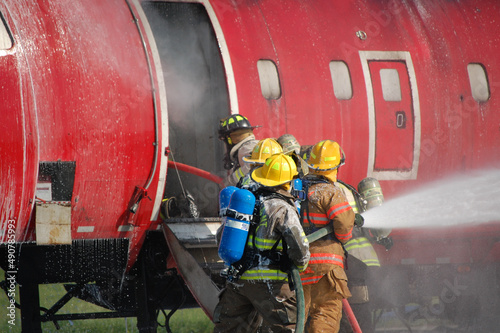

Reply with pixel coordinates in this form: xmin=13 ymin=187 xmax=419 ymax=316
xmin=360 ymin=51 xmax=421 ymax=180
xmin=370 ymin=61 xmax=413 ymax=171
xmin=142 ymin=2 xmax=230 ymax=216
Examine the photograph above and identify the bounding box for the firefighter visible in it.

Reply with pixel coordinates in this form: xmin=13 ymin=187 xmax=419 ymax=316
xmin=238 ymin=138 xmax=283 ymax=190
xmin=277 ymin=134 xmax=301 ymax=155
xmin=337 ymin=181 xmax=393 ymax=333
xmin=216 ymin=138 xmax=283 ymax=244
xmin=213 ymin=153 xmax=310 ymax=333
xmin=339 ymin=227 xmax=381 ymax=333
xmin=300 ymin=140 xmax=355 ymax=333
xmin=218 ymin=114 xmax=260 ymax=187
xmin=336 ymin=182 xmax=380 ymax=333
xmin=276 ymin=134 xmax=310 ymax=178
xmin=276 ymin=133 xmax=312 ymax=162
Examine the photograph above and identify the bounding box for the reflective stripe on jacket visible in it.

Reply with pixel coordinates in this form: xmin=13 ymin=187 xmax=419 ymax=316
xmin=337 ymin=183 xmax=381 ymax=267
xmin=344 ymin=235 xmax=380 ymax=267
xmin=308 ymin=252 xmax=345 ymax=267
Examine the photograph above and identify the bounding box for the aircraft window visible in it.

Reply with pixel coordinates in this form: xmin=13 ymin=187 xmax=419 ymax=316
xmin=380 ymin=68 xmax=402 ymax=102
xmin=329 ymin=61 xmax=353 ymax=100
xmin=0 ymin=12 xmax=13 ymax=49
xmin=467 ymin=63 xmax=490 ymax=102
xmin=257 ymin=59 xmax=281 ymax=100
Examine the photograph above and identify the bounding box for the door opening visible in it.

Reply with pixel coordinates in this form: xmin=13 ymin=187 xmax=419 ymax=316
xmin=142 ymin=2 xmax=230 ymax=216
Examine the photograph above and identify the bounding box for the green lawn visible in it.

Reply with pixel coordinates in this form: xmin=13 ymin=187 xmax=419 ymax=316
xmin=1 ymin=273 xmax=214 ymax=333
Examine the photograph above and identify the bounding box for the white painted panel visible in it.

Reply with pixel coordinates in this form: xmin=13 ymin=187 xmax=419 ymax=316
xmin=36 ymin=203 xmax=72 ymax=245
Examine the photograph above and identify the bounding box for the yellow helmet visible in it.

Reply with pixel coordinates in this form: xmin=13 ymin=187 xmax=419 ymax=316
xmin=307 ymin=140 xmax=345 ymax=171
xmin=242 ymin=138 xmax=283 ymax=165
xmin=251 ymin=153 xmax=298 ymax=187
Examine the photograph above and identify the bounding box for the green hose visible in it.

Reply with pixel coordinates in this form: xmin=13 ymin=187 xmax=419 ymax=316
xmin=291 ymin=266 xmax=305 ymax=333
xmin=307 ymin=225 xmax=334 ymax=243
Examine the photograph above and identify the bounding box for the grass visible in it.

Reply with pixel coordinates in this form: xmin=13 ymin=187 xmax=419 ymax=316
xmin=1 ymin=272 xmax=214 ymax=333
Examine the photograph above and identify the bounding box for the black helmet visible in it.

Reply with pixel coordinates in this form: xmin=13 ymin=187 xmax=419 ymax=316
xmin=218 ymin=114 xmax=257 ymax=140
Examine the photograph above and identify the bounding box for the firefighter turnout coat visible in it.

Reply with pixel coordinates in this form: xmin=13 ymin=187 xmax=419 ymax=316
xmin=300 ymin=180 xmax=355 ymax=284
xmin=298 ymin=179 xmax=355 ymax=332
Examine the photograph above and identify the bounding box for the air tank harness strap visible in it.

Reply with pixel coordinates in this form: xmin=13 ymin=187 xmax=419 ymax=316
xmin=301 ymin=175 xmax=329 ymax=234
xmin=254 ymin=236 xmax=295 ymax=289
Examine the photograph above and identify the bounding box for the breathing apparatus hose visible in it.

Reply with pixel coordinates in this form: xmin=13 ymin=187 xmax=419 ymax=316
xmin=303 ymin=226 xmax=363 ymax=333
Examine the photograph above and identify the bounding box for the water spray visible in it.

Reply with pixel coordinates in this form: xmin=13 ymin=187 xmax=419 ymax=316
xmin=361 ymin=168 xmax=500 ymax=231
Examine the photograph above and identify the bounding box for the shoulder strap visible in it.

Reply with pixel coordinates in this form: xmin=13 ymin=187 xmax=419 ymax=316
xmin=300 ymin=175 xmax=329 ymax=229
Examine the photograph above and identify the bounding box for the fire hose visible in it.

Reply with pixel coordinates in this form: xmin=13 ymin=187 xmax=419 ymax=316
xmin=167 ymin=161 xmax=224 ymax=187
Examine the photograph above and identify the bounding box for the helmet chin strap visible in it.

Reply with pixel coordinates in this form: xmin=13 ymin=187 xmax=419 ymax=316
xmin=223 ymin=141 xmax=235 ymax=170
